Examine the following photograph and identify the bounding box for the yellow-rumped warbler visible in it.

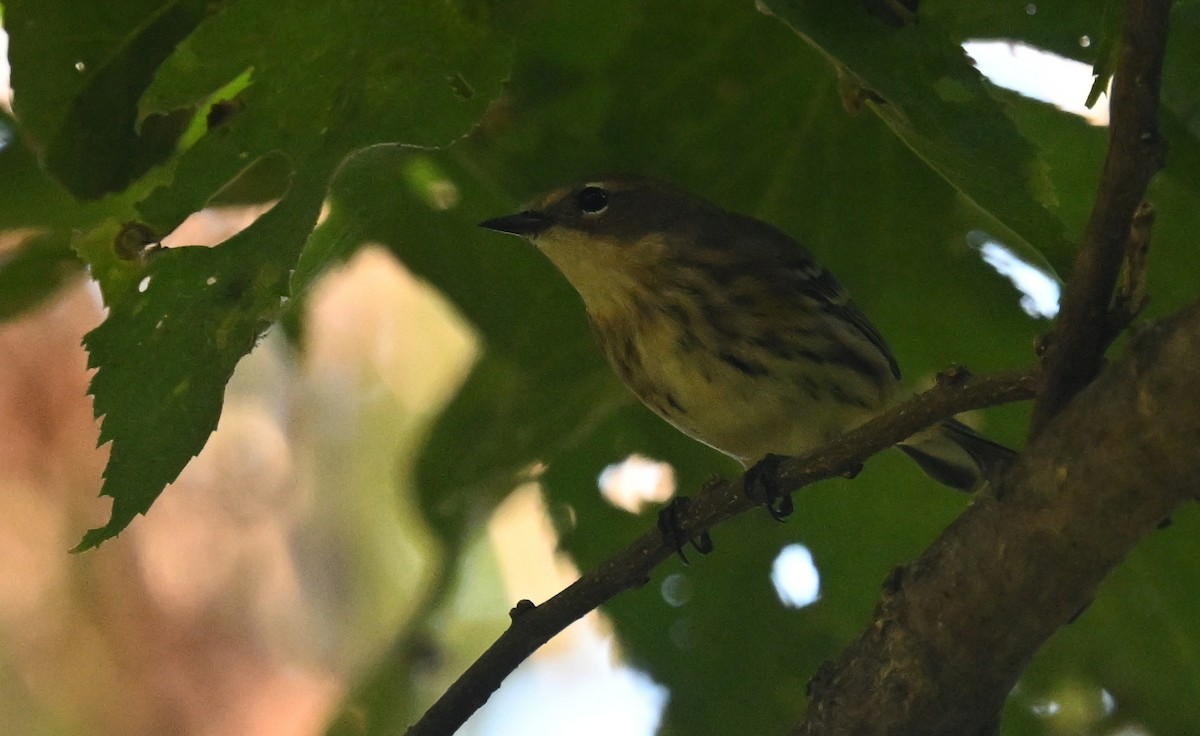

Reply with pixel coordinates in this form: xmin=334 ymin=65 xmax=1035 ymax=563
xmin=481 ymin=175 xmax=1013 ymax=505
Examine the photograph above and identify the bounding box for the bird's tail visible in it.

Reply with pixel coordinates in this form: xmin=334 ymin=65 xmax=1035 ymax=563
xmin=897 ymin=419 xmax=1017 ymax=492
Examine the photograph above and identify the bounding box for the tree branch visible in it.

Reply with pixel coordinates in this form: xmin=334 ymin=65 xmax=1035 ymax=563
xmin=407 ymin=4 xmax=1178 ymax=732
xmin=404 ymin=368 xmax=1039 ymax=736
xmin=786 ymin=3 xmax=1182 ymax=732
xmin=792 ymin=298 xmax=1200 ymax=736
xmin=1030 ymin=0 xmax=1171 ymax=433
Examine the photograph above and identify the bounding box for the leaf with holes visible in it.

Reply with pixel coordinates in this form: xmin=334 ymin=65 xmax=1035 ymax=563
xmin=74 ymin=193 xmax=317 ymax=552
xmin=70 ymin=0 xmax=509 ymax=550
xmin=134 ymin=0 xmax=509 ymax=231
xmin=4 ymin=0 xmax=212 ymax=199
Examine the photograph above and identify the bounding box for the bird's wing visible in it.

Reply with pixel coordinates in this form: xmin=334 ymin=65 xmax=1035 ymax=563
xmin=797 ymin=263 xmax=901 ymax=379
xmin=696 ymin=206 xmax=903 ymax=380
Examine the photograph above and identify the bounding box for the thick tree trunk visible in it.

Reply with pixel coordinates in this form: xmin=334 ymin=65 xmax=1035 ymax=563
xmin=794 ymin=301 xmax=1200 ymax=736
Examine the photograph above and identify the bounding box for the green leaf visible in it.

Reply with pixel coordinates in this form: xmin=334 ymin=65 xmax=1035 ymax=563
xmin=4 ymin=0 xmax=212 ymax=198
xmin=0 ymin=112 xmax=86 ymax=230
xmin=925 ymin=0 xmax=1116 ymax=63
xmin=135 ymin=0 xmax=510 ymax=231
xmin=72 ymin=0 xmax=510 ymax=550
xmin=0 ymin=230 xmax=84 ymax=320
xmin=761 ymin=1 xmax=1075 ymax=266
xmin=309 ymin=1 xmax=1052 ymax=732
xmin=1085 ymin=4 xmax=1123 ymax=109
xmin=995 ymin=87 xmax=1108 ymax=238
xmin=1020 ymin=511 xmax=1200 ymax=736
xmin=1161 ymin=2 xmax=1200 ymax=174
xmin=302 ymin=146 xmax=631 ymax=549
xmin=5 ymin=0 xmax=1197 ymax=733
xmin=314 ymin=1 xmax=1200 ymax=733
xmin=74 ymin=190 xmax=317 ymax=551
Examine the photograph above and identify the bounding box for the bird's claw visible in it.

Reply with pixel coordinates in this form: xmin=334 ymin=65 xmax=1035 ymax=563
xmin=745 ymin=454 xmax=794 ymax=521
xmin=657 ymin=496 xmax=714 ymax=564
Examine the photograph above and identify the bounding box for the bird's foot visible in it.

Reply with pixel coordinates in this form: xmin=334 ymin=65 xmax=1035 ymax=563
xmin=745 ymin=454 xmax=794 ymax=521
xmin=657 ymin=496 xmax=714 ymax=564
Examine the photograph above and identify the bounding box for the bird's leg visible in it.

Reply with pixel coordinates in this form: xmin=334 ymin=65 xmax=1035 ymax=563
xmin=656 ymin=496 xmax=714 ymax=564
xmin=744 ymin=454 xmax=794 ymax=521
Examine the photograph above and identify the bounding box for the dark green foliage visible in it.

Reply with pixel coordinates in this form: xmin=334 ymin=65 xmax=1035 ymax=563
xmin=2 ymin=0 xmax=1198 ymax=733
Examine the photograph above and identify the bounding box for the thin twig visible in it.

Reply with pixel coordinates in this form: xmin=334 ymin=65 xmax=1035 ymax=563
xmin=1030 ymin=0 xmax=1171 ymax=434
xmin=404 ymin=367 xmax=1039 ymax=736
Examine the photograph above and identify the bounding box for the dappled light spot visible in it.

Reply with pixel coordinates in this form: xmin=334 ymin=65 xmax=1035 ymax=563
xmin=463 ymin=629 xmax=668 ymax=736
xmin=1109 ymin=726 xmax=1153 ymax=736
xmin=1029 ymin=699 xmax=1061 ymax=717
xmin=137 ymin=276 xmax=151 ymax=293
xmin=669 ymin=617 xmax=695 ymax=650
xmin=967 ymin=231 xmax=1061 ymax=319
xmin=403 ymin=155 xmax=461 ymax=211
xmin=1015 ymin=680 xmax=1127 ymax=732
xmin=159 ymin=153 xmax=292 ymax=249
xmin=598 ymin=454 xmax=676 ymax=514
xmin=134 ymin=403 xmax=295 ymax=617
xmin=771 ymin=544 xmax=820 ymax=609
xmin=479 ymin=484 xmax=669 ymax=735
xmin=1101 ymin=689 xmax=1117 ymax=717
xmin=161 ymin=202 xmax=280 ymax=249
xmin=305 ymin=246 xmax=480 ymax=409
xmin=0 ymin=28 xmax=10 ymax=114
xmin=660 ymin=573 xmax=692 ymax=607
xmin=963 ymin=40 xmax=1109 ymax=125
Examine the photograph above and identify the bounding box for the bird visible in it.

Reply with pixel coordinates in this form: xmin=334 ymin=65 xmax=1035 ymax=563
xmin=480 ymin=174 xmax=1014 ymax=515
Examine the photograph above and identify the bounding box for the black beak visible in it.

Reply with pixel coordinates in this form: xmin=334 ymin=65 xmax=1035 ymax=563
xmin=479 ymin=210 xmax=553 ymax=237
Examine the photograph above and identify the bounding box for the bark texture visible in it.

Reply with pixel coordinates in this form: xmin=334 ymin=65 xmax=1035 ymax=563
xmin=793 ymin=302 xmax=1200 ymax=736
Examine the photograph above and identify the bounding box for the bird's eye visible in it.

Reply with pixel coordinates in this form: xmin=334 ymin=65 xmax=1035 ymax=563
xmin=576 ymin=186 xmax=609 ymax=215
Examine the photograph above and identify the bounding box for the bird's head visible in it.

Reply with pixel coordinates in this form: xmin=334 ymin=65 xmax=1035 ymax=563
xmin=480 ymin=175 xmax=708 ymax=311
